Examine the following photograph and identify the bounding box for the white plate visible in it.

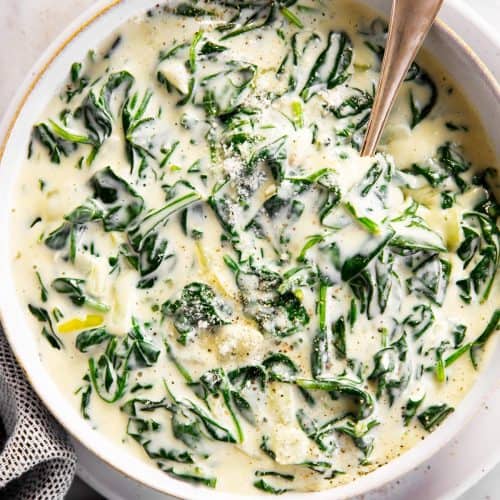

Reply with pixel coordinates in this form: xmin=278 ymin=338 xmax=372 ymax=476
xmin=0 ymin=0 xmax=498 ymax=498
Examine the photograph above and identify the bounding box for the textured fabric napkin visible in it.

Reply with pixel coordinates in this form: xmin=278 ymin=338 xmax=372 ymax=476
xmin=0 ymin=330 xmax=77 ymax=499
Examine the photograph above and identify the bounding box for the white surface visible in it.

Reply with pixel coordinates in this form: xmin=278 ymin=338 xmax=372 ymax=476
xmin=0 ymin=1 xmax=498 ymax=499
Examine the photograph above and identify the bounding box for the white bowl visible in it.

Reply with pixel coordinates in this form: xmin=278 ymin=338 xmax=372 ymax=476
xmin=0 ymin=1 xmax=498 ymax=499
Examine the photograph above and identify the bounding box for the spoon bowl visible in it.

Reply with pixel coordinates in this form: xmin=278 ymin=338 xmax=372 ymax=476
xmin=361 ymin=0 xmax=444 ymax=156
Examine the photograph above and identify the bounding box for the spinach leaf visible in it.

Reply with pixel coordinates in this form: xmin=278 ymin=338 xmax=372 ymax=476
xmin=173 ymin=3 xmax=213 ymax=17
xmin=122 ymin=399 xmax=196 ymax=466
xmin=262 ymin=353 xmax=297 ymax=382
xmin=128 ymin=418 xmax=195 ymax=463
xmin=437 ymin=142 xmax=470 ymax=192
xmin=418 ymin=403 xmax=454 ymax=432
xmin=332 ymin=87 xmax=373 ymax=150
xmin=390 ymin=202 xmax=447 ymax=253
xmin=296 ymin=409 xmax=338 ymax=455
xmin=335 ymin=418 xmax=379 ymax=459
xmin=230 ymin=263 xmax=309 ymax=337
xmin=332 ymin=88 xmax=373 ymax=119
xmin=246 ymin=189 xmax=306 ymax=257
xmin=472 ymin=168 xmax=499 ymax=220
xmin=411 ymin=142 xmax=470 ymax=192
xmin=301 ymin=31 xmax=353 ymax=101
xmin=75 ymin=327 xmax=112 ymax=352
xmin=260 ymin=434 xmax=277 ymax=459
xmin=45 ymin=168 xmax=143 ymax=262
xmin=161 ymin=466 xmax=216 ymax=488
xmin=123 ymin=394 xmax=221 ymax=489
xmin=90 ymin=166 xmax=145 ymax=231
xmin=52 ymin=278 xmax=109 ymax=312
xmin=86 ymin=325 xmax=160 ymax=404
xmin=456 ymin=212 xmax=499 ymax=304
xmin=311 ymin=284 xmax=333 ymax=378
xmin=170 ymin=405 xmax=205 ymax=449
xmin=444 ymin=342 xmax=471 ymax=368
xmin=128 ymin=319 xmax=161 ymax=367
xmin=408 ymin=69 xmax=438 ymax=128
xmin=342 ymin=226 xmax=395 ymax=281
xmin=296 ymin=377 xmax=374 ymax=420
xmin=44 ymin=199 xmax=102 ymax=258
xmin=403 ymin=304 xmax=434 ymax=339
xmin=411 ymin=161 xmax=448 ymax=188
xmin=65 ymin=61 xmax=89 ymax=103
xmin=181 ymin=203 xmax=205 ymax=239
xmin=79 ymin=379 xmax=92 ymax=420
xmin=36 ymin=271 xmax=49 ymax=302
xmin=196 ymin=62 xmax=256 ymax=117
xmin=319 ymin=185 xmax=342 ymax=226
xmin=82 ymin=71 xmax=134 ymax=162
xmin=103 ymin=35 xmax=122 ymax=59
xmin=157 ymin=43 xmax=194 ymax=105
xmin=162 ymin=283 xmax=232 ymax=345
xmin=228 ymin=365 xmax=266 ymax=390
xmin=341 ymin=157 xmax=396 ymax=281
xmin=402 ymin=394 xmax=425 ymax=426
xmin=208 ymin=179 xmax=239 ymax=238
xmin=406 ymin=255 xmax=451 ymax=306
xmin=359 ymin=18 xmax=387 ymax=65
xmin=349 ymin=269 xmax=375 ymax=319
xmin=28 ymin=304 xmax=63 ymax=349
xmin=88 ymin=338 xmax=129 ymax=404
xmin=354 ymin=155 xmax=394 ymax=207
xmin=375 ymin=250 xmax=394 ymax=314
xmin=64 ymin=199 xmax=104 ymax=225
xmin=369 ymin=334 xmax=410 ymax=405
xmin=255 ymin=470 xmax=294 ymax=481
xmin=122 ymin=89 xmax=156 ymax=174
xmin=41 ymin=71 xmax=134 ymax=165
xmin=275 ymin=32 xmax=321 ymax=95
xmin=45 ymin=222 xmax=73 ymax=251
xmin=190 ymin=368 xmax=245 ymax=441
xmin=218 ymin=2 xmax=280 ymax=41
xmin=32 ymin=123 xmax=77 ymax=163
xmin=457 ymin=226 xmax=481 ymax=269
xmin=301 ymin=460 xmax=343 ymax=479
xmin=332 ymin=316 xmax=346 ymax=358
xmin=165 ymin=381 xmax=237 ymax=444
xmin=248 ymin=135 xmax=288 ymax=182
xmin=470 ymin=309 xmax=500 ymax=369
xmin=200 ymin=41 xmax=228 ymax=55
xmin=128 ymin=186 xmax=201 ymax=282
xmin=253 ymin=479 xmax=290 ymax=495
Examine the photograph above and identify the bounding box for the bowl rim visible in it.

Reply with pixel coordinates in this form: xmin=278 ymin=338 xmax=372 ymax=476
xmin=0 ymin=1 xmax=499 ymax=499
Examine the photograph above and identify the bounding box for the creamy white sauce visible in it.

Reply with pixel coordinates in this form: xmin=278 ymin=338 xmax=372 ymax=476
xmin=10 ymin=0 xmax=499 ymax=494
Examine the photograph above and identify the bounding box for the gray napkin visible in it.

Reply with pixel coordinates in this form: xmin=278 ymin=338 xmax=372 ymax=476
xmin=0 ymin=330 xmax=77 ymax=499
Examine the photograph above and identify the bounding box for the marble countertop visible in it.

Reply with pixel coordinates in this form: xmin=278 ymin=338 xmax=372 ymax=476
xmin=0 ymin=1 xmax=498 ymax=499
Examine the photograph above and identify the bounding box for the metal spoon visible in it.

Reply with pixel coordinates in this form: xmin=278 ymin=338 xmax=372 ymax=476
xmin=361 ymin=0 xmax=444 ymax=157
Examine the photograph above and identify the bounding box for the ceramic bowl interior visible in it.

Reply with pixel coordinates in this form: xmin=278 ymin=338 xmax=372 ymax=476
xmin=0 ymin=1 xmax=499 ymax=499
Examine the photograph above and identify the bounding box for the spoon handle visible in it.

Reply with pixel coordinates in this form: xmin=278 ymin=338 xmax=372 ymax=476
xmin=360 ymin=0 xmax=444 ymax=157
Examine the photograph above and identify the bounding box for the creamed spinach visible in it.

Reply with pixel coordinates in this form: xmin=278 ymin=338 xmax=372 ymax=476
xmin=13 ymin=0 xmax=499 ymax=494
